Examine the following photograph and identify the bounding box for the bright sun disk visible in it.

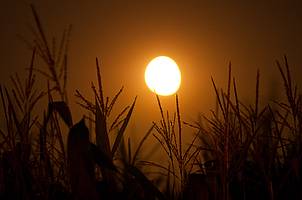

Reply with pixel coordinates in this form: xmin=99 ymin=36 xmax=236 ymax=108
xmin=145 ymin=56 xmax=181 ymax=96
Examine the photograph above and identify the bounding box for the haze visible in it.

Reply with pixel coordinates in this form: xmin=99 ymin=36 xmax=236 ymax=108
xmin=1 ymin=0 xmax=302 ymax=138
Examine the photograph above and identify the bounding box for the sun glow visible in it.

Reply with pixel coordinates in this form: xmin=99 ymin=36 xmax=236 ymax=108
xmin=145 ymin=56 xmax=181 ymax=96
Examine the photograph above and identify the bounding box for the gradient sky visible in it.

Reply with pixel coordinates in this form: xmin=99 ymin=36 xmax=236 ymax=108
xmin=1 ymin=1 xmax=302 ymax=141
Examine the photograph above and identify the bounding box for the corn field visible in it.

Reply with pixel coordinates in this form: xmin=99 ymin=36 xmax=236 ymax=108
xmin=1 ymin=5 xmax=302 ymax=200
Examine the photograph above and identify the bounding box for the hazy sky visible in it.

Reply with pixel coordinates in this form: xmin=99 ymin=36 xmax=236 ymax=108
xmin=1 ymin=1 xmax=302 ymax=139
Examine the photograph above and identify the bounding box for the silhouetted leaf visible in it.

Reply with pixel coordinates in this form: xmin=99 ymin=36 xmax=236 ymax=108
xmin=95 ymin=98 xmax=111 ymax=156
xmin=132 ymin=124 xmax=154 ymax=165
xmin=89 ymin=143 xmax=117 ymax=171
xmin=48 ymin=101 xmax=73 ymax=127
xmin=112 ymin=96 xmax=137 ymax=156
xmin=107 ymin=86 xmax=124 ymax=116
xmin=67 ymin=119 xmax=99 ymax=200
xmin=127 ymin=165 xmax=166 ymax=200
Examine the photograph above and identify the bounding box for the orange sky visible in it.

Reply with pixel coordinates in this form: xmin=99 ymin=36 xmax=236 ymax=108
xmin=1 ymin=1 xmax=302 ymax=144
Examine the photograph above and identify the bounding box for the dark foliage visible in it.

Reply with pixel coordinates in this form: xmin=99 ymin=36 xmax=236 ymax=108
xmin=1 ymin=4 xmax=302 ymax=200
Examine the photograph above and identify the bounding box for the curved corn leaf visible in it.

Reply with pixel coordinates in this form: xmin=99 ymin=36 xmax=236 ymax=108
xmin=48 ymin=101 xmax=73 ymax=127
xmin=127 ymin=165 xmax=166 ymax=200
xmin=111 ymin=96 xmax=137 ymax=156
xmin=89 ymin=143 xmax=116 ymax=171
xmin=67 ymin=119 xmax=99 ymax=200
xmin=132 ymin=124 xmax=154 ymax=165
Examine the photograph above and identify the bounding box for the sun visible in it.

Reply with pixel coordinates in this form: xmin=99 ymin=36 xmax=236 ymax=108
xmin=145 ymin=56 xmax=181 ymax=96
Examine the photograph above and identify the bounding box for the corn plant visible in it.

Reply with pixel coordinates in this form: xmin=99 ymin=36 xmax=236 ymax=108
xmin=151 ymin=94 xmax=200 ymax=199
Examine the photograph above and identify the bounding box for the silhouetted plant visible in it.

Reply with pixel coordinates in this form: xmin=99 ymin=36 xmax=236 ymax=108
xmin=2 ymin=4 xmax=302 ymax=200
xmin=151 ymin=94 xmax=200 ymax=199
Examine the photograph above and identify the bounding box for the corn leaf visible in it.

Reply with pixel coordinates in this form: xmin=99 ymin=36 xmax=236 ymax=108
xmin=111 ymin=96 xmax=137 ymax=156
